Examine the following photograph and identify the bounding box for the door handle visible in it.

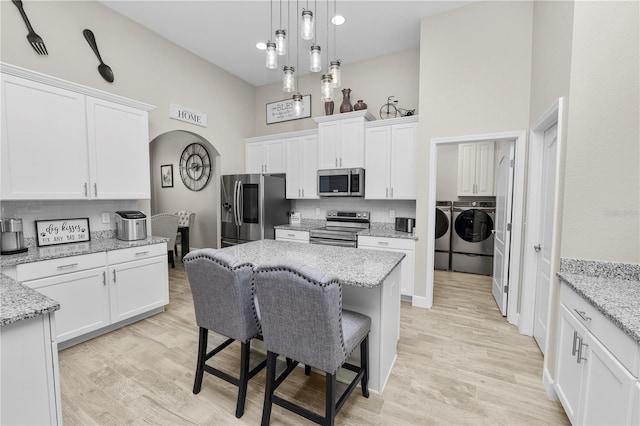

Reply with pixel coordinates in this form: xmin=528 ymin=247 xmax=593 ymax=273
xmin=534 ymin=244 xmax=542 ymax=252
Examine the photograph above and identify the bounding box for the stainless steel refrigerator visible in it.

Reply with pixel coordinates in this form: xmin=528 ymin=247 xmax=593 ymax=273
xmin=221 ymin=174 xmax=290 ymax=247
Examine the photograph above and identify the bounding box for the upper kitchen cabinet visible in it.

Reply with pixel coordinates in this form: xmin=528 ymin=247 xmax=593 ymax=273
xmin=285 ymin=132 xmax=319 ymax=199
xmin=457 ymin=141 xmax=495 ymax=196
xmin=365 ymin=117 xmax=417 ymax=199
xmin=0 ymin=64 xmax=155 ymax=201
xmin=314 ymin=110 xmax=375 ymax=169
xmin=245 ymin=138 xmax=286 ymax=174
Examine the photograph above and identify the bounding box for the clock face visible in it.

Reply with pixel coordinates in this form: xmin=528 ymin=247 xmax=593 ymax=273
xmin=179 ymin=143 xmax=212 ymax=191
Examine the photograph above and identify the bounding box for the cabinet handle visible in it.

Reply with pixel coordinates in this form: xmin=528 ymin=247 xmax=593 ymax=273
xmin=57 ymin=263 xmax=78 ymax=270
xmin=135 ymin=251 xmax=149 ymax=256
xmin=298 ymin=188 xmax=301 ymax=197
xmin=84 ymin=183 xmax=88 ymax=196
xmin=287 ymin=233 xmax=295 ymax=237
xmin=574 ymin=309 xmax=592 ymax=322
xmin=264 ymin=164 xmax=267 ymax=173
xmin=335 ymin=157 xmax=338 ymax=167
xmin=572 ymin=331 xmax=579 ymax=356
xmin=378 ymin=241 xmax=389 ymax=246
xmin=301 ymin=188 xmax=304 ymax=197
xmin=576 ymin=336 xmax=588 ymax=364
xmin=102 ymin=271 xmax=106 ymax=286
xmin=391 ymin=187 xmax=394 ymax=198
xmin=339 ymin=158 xmax=342 ymax=167
xmin=113 ymin=269 xmax=117 ymax=283
xmin=94 ymin=183 xmax=98 ymax=196
xmin=386 ymin=188 xmax=389 ymax=198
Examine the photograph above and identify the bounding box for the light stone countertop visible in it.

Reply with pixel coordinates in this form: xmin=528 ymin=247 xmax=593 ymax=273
xmin=0 ymin=273 xmax=60 ymax=326
xmin=218 ymin=239 xmax=404 ymax=288
xmin=275 ymin=221 xmax=418 ymax=240
xmin=557 ymin=258 xmax=640 ymax=343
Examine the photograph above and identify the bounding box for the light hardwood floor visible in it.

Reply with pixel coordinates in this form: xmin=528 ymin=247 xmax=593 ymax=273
xmin=59 ymin=263 xmax=569 ymax=425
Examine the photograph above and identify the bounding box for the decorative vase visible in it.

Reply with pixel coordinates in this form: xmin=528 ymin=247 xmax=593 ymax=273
xmin=353 ymin=100 xmax=367 ymax=111
xmin=340 ymin=88 xmax=353 ymax=113
xmin=324 ymin=100 xmax=334 ymax=116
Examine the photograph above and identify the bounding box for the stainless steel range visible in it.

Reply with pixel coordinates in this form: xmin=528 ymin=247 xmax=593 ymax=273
xmin=309 ymin=210 xmax=370 ymax=248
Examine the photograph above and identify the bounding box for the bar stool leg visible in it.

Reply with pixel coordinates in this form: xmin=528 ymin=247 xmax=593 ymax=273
xmin=304 ymin=365 xmax=311 ymax=376
xmin=193 ymin=327 xmax=208 ymax=394
xmin=236 ymin=341 xmax=250 ymax=418
xmin=261 ymin=351 xmax=278 ymax=426
xmin=360 ymin=336 xmax=369 ymax=398
xmin=325 ymin=372 xmax=336 ymax=426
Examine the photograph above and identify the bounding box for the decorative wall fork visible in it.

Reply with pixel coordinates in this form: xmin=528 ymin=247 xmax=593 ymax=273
xmin=12 ymin=0 xmax=48 ymax=55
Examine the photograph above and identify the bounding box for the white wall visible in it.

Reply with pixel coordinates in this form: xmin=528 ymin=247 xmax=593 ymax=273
xmin=415 ymin=1 xmax=534 ymax=297
xmin=561 ymin=0 xmax=639 ymax=262
xmin=255 ymin=48 xmax=420 ymax=136
xmin=149 ymin=131 xmax=219 ymax=249
xmin=1 ymin=0 xmax=255 ymax=237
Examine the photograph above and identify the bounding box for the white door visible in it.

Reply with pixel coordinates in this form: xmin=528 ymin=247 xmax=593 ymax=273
xmin=492 ymin=141 xmax=514 ymax=315
xmin=533 ymin=123 xmax=558 ymax=353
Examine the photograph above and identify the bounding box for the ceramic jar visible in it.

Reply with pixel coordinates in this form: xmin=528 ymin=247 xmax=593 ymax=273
xmin=353 ymin=100 xmax=367 ymax=111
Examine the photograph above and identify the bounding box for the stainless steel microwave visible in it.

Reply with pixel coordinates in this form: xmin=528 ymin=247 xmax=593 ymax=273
xmin=318 ymin=168 xmax=365 ymax=197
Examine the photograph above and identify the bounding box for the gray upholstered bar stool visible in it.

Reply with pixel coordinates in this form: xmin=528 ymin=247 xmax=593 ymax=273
xmin=254 ymin=260 xmax=371 ymax=426
xmin=183 ymin=249 xmax=266 ymax=418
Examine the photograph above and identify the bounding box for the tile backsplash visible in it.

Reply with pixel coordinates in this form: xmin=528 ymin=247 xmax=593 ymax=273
xmin=1 ymin=200 xmax=140 ymax=239
xmin=291 ymin=199 xmax=416 ymax=223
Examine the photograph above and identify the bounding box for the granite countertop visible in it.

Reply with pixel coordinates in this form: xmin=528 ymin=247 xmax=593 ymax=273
xmin=0 ymin=273 xmax=60 ymax=326
xmin=275 ymin=221 xmax=418 ymax=240
xmin=0 ymin=236 xmax=168 ymax=268
xmin=274 ymin=219 xmax=325 ymax=232
xmin=218 ymin=239 xmax=404 ymax=288
xmin=557 ymin=258 xmax=640 ymax=343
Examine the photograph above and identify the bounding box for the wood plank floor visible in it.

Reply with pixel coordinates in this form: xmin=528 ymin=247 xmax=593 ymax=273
xmin=59 ymin=263 xmax=569 ymax=425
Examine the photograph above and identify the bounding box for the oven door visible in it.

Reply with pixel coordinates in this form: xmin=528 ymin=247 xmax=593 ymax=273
xmin=318 ymin=169 xmax=350 ymax=196
xmin=309 ymin=237 xmax=357 ymax=248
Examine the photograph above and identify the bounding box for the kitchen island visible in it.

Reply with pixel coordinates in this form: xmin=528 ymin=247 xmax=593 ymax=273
xmin=219 ymin=239 xmax=405 ymax=393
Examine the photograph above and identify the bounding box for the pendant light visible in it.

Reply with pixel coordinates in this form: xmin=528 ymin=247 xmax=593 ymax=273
xmin=292 ymin=0 xmax=303 ymax=116
xmin=310 ymin=44 xmax=321 ymax=72
xmin=329 ymin=0 xmax=341 ymax=88
xmin=266 ymin=0 xmax=277 ymax=69
xmin=301 ymin=8 xmax=313 ymax=40
xmin=275 ymin=1 xmax=286 ymax=56
xmin=283 ymin=66 xmax=295 ymax=92
xmin=321 ymin=74 xmax=333 ymax=102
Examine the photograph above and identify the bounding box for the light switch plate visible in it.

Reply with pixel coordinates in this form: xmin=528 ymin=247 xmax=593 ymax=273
xmin=389 ymin=210 xmax=396 ymax=219
xmin=101 ymin=212 xmax=110 ymax=224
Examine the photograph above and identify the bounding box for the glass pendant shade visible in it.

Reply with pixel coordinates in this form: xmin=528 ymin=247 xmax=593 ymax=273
xmin=283 ymin=66 xmax=295 ymax=92
xmin=275 ymin=30 xmax=287 ymax=56
xmin=329 ymin=60 xmax=341 ymax=88
xmin=293 ymin=93 xmax=303 ymax=116
xmin=321 ymin=74 xmax=333 ymax=102
xmin=301 ymin=10 xmax=314 ymax=40
xmin=266 ymin=41 xmax=277 ymax=69
xmin=310 ymin=44 xmax=321 ymax=72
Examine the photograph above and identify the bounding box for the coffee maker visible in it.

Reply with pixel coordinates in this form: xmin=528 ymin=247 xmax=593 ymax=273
xmin=1 ymin=218 xmax=28 ymax=255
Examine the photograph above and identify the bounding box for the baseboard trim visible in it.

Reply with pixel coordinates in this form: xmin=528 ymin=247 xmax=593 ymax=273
xmin=411 ymin=295 xmax=429 ymax=309
xmin=543 ymin=367 xmax=558 ymax=400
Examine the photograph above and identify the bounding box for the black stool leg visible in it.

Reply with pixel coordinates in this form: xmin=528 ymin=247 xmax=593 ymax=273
xmin=261 ymin=351 xmax=278 ymax=426
xmin=360 ymin=336 xmax=369 ymax=398
xmin=193 ymin=327 xmax=208 ymax=394
xmin=168 ymin=251 xmax=175 ymax=268
xmin=325 ymin=372 xmax=336 ymax=426
xmin=305 ymin=365 xmax=311 ymax=376
xmin=236 ymin=341 xmax=250 ymax=418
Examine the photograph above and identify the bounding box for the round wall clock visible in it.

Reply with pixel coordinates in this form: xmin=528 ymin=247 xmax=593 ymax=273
xmin=179 ymin=143 xmax=212 ymax=191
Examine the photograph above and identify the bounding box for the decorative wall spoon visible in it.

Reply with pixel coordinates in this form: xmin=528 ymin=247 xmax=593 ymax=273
xmin=82 ymin=29 xmax=114 ymax=83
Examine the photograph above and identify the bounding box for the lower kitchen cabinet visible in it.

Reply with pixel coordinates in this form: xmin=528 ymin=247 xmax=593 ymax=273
xmin=358 ymin=236 xmax=415 ymax=297
xmin=275 ymin=229 xmax=310 ymax=243
xmin=1 ymin=313 xmax=61 ymax=425
xmin=632 ymin=381 xmax=640 ymax=425
xmin=555 ymin=283 xmax=639 ymax=425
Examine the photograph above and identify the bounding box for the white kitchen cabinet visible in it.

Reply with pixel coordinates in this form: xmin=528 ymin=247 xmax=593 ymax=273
xmin=286 ymin=134 xmax=319 ymax=199
xmin=107 ymin=244 xmax=169 ymax=323
xmin=631 ymin=381 xmax=640 ymax=425
xmin=365 ymin=118 xmax=417 ymax=199
xmin=457 ymin=142 xmax=495 ymax=196
xmin=0 ymin=66 xmax=154 ymax=201
xmin=1 ymin=73 xmax=89 ymax=200
xmin=358 ymin=236 xmax=415 ymax=297
xmin=245 ymin=138 xmax=286 ymax=174
xmin=1 ymin=313 xmax=61 ymax=425
xmin=555 ymin=282 xmax=639 ymax=425
xmin=315 ymin=110 xmax=375 ymax=169
xmin=275 ymin=229 xmax=310 ymax=243
xmin=86 ymin=97 xmax=151 ymax=199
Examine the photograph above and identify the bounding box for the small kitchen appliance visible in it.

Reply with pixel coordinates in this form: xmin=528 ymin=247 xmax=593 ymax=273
xmin=395 ymin=217 xmax=416 ymax=233
xmin=115 ymin=211 xmax=147 ymax=241
xmin=317 ymin=168 xmax=365 ymax=197
xmin=1 ymin=218 xmax=28 ymax=255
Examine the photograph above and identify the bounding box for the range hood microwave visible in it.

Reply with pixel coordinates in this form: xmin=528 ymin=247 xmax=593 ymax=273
xmin=318 ymin=168 xmax=365 ymax=197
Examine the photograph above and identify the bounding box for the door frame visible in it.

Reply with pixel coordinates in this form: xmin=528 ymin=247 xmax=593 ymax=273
xmin=425 ymin=130 xmax=526 ymax=326
xmin=519 ymin=98 xmax=566 ymax=336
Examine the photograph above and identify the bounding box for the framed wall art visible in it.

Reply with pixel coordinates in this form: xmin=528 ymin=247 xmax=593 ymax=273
xmin=161 ymin=164 xmax=174 ymax=188
xmin=35 ymin=218 xmax=91 ymax=247
xmin=266 ymin=94 xmax=311 ymax=124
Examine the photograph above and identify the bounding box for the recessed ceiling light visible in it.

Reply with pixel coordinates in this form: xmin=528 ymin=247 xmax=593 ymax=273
xmin=331 ymin=15 xmax=345 ymax=25
xmin=256 ymin=42 xmax=267 ymax=50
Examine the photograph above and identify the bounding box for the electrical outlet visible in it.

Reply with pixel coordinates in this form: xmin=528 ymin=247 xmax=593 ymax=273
xmin=101 ymin=212 xmax=110 ymax=224
xmin=316 ymin=208 xmax=321 ymax=217
xmin=389 ymin=210 xmax=396 ymax=219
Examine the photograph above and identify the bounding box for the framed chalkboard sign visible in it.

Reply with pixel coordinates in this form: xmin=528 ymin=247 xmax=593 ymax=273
xmin=266 ymin=94 xmax=311 ymax=124
xmin=35 ymin=218 xmax=91 ymax=247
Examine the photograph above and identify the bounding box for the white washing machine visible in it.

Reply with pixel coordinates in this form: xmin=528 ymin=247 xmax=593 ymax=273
xmin=434 ymin=201 xmax=451 ymax=270
xmin=451 ymin=201 xmax=495 ymax=276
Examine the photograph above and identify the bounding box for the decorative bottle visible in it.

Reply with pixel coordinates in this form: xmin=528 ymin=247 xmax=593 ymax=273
xmin=340 ymin=88 xmax=353 ymax=113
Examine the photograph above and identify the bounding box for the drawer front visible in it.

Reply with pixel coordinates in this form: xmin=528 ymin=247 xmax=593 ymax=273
xmin=561 ymin=282 xmax=639 ymax=375
xmin=107 ymin=242 xmax=166 ymax=265
xmin=358 ymin=236 xmax=415 ymax=251
xmin=16 ymin=252 xmax=107 ymax=281
xmin=275 ymin=229 xmax=310 ymax=242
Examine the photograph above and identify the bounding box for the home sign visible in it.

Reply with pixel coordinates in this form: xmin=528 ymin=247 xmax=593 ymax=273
xmin=35 ymin=218 xmax=91 ymax=247
xmin=169 ymin=103 xmax=208 ymax=127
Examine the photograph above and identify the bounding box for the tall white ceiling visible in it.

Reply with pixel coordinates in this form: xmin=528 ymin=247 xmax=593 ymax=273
xmin=100 ymin=1 xmax=473 ymax=87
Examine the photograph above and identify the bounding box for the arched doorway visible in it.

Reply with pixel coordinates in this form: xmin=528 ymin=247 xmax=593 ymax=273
xmin=149 ymin=130 xmax=220 ymax=250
